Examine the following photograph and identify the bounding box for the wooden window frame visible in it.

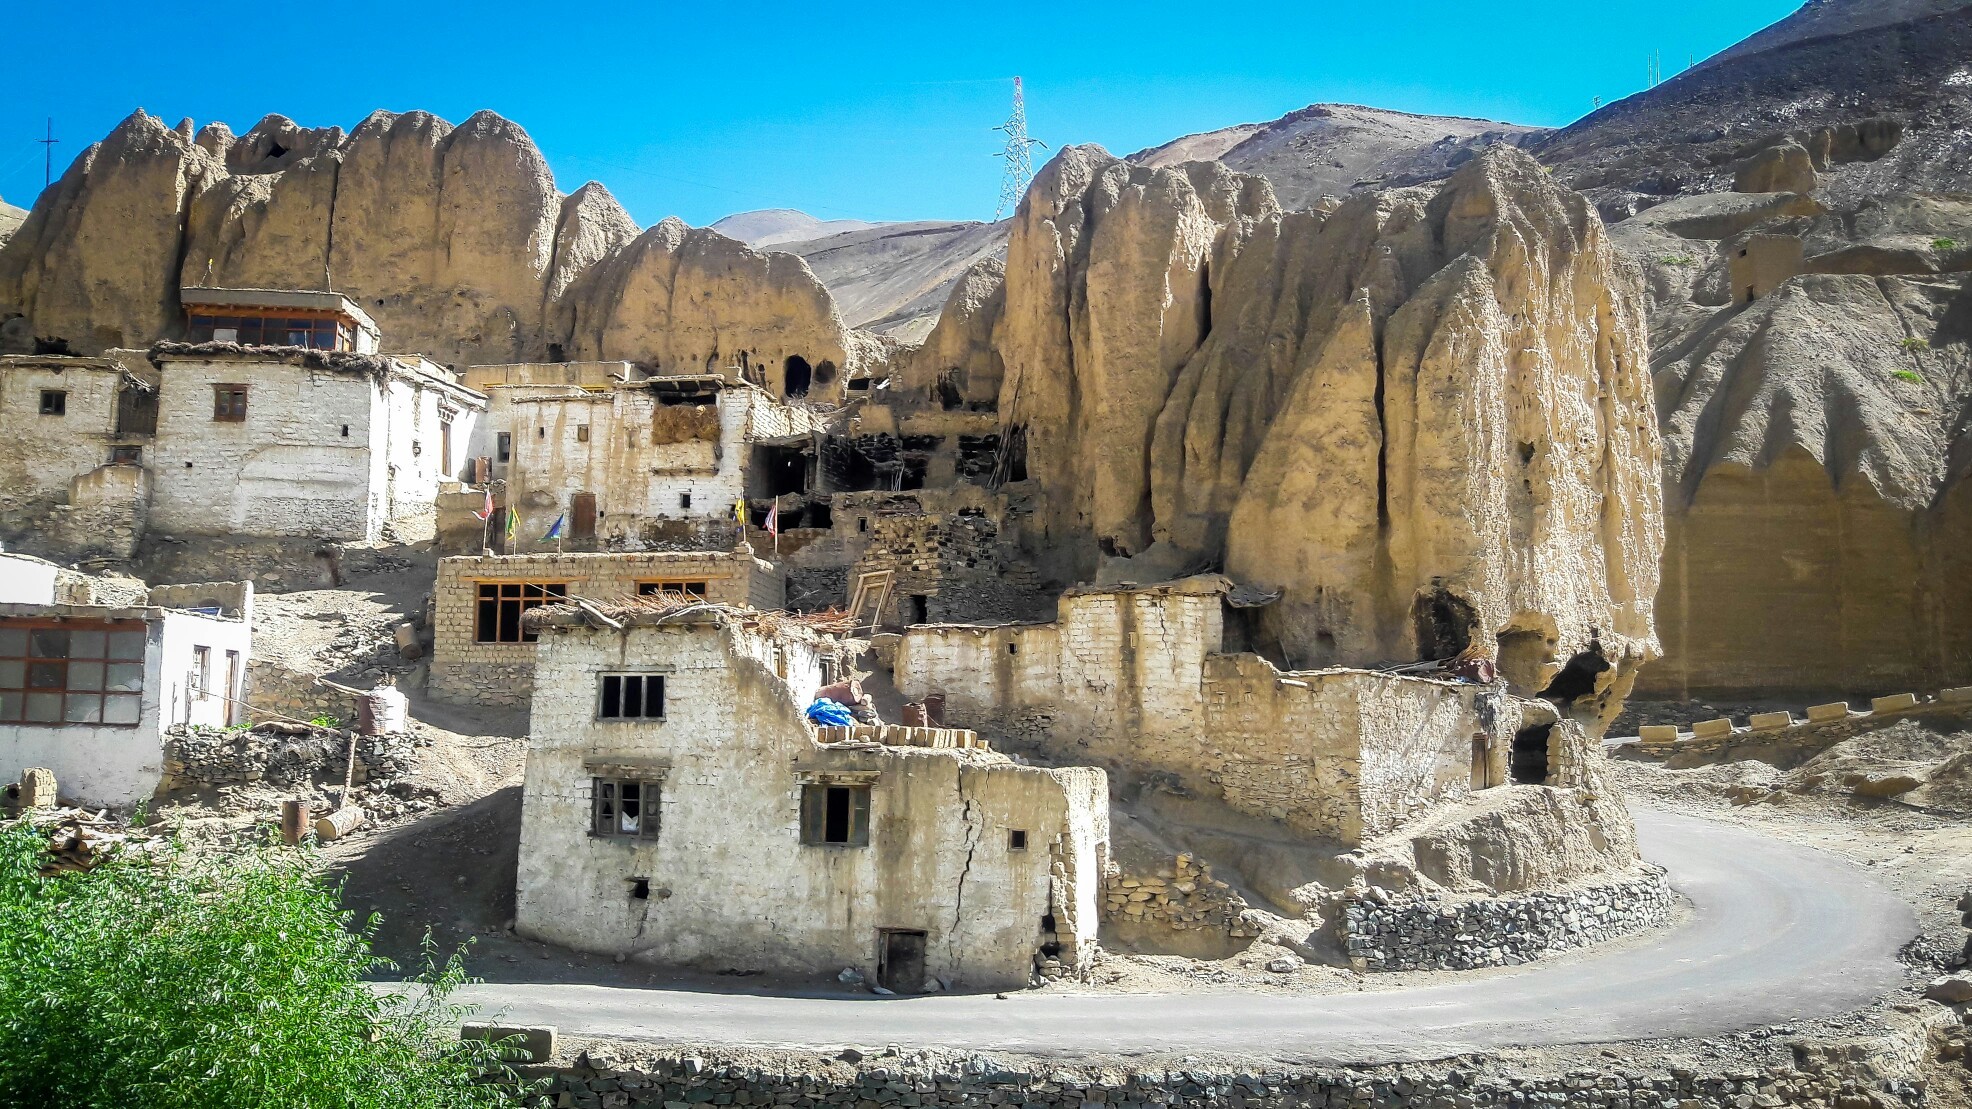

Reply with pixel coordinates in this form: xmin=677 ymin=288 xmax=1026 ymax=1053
xmin=800 ymin=782 xmax=872 ymax=847
xmin=0 ymin=618 xmax=147 ymax=727
xmin=38 ymin=389 xmax=66 ymax=417
xmin=591 ymin=776 xmax=662 ymax=840
xmin=212 ymin=385 xmax=249 ymax=422
xmin=635 ymin=579 xmax=708 ymax=601
xmin=598 ymin=672 xmax=665 ymax=721
xmin=472 ymin=581 xmax=569 ymax=644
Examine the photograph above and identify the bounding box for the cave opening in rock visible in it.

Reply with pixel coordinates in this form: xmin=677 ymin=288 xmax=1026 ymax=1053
xmin=1510 ymin=723 xmax=1552 ymax=785
xmin=813 ymin=360 xmax=837 ymax=386
xmin=936 ymin=372 xmax=964 ymax=410
xmin=266 ymin=141 xmax=288 ymax=159
xmin=1541 ymin=648 xmax=1611 ymax=705
xmin=1411 ymin=587 xmax=1476 ymax=661
xmin=784 ymin=356 xmax=812 ymax=398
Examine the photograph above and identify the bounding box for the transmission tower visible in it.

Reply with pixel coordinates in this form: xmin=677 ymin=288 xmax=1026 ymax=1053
xmin=993 ymin=76 xmax=1046 ymax=221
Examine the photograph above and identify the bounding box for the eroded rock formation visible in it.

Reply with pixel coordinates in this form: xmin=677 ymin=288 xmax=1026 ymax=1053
xmin=912 ymin=145 xmax=1663 ymax=707
xmin=0 ymin=110 xmax=878 ymax=380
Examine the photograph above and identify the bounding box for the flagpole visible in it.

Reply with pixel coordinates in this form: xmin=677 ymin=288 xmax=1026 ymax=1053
xmin=772 ymin=495 xmax=780 ymax=558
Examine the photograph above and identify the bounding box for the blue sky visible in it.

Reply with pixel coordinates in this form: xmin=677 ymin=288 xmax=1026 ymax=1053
xmin=3 ymin=0 xmax=1798 ymax=228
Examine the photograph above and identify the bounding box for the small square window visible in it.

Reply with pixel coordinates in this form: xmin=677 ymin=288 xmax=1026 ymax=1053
xmin=592 ymin=777 xmax=662 ymax=839
xmin=1008 ymin=829 xmax=1028 ymax=851
xmin=109 ymin=445 xmax=142 ymax=465
xmin=598 ymin=673 xmax=665 ymax=720
xmin=576 ymin=424 xmax=590 ymax=443
xmin=857 ymin=517 xmax=868 ymax=533
xmin=496 ymin=432 xmax=512 ymax=462
xmin=39 ymin=390 xmax=66 ymax=416
xmin=679 ymin=492 xmax=692 ymax=510
xmin=800 ymin=783 xmax=871 ymax=847
xmin=212 ymin=385 xmax=249 ymax=422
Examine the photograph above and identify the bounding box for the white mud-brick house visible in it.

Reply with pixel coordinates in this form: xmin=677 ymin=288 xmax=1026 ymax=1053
xmin=451 ymin=363 xmax=830 ymax=552
xmin=0 ymin=553 xmax=251 ymax=807
xmin=514 ymin=606 xmax=1109 ymax=991
xmin=428 ymin=549 xmax=783 ymax=707
xmin=146 ymin=344 xmax=484 ymax=542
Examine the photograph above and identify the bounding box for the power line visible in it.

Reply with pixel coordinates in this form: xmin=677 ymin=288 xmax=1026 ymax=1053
xmin=992 ymin=77 xmax=1046 ymax=222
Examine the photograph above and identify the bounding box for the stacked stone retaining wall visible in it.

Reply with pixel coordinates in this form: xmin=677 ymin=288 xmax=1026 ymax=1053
xmin=1336 ymin=865 xmax=1675 ymax=971
xmin=158 ymin=725 xmax=417 ymax=795
xmin=520 ymin=1030 xmax=1942 ymax=1109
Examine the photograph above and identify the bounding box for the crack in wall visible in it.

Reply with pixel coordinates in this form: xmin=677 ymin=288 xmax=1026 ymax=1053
xmin=949 ymin=771 xmax=980 ymax=973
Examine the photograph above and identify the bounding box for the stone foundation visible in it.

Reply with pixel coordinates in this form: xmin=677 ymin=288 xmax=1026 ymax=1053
xmin=1336 ymin=865 xmax=1675 ymax=971
xmin=157 ymin=725 xmax=418 ymax=795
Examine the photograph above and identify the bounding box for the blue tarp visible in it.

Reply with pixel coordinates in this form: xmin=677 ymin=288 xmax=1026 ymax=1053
xmin=805 ymin=698 xmax=857 ymax=726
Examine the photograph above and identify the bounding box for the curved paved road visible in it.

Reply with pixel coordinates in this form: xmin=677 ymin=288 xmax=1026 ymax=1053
xmin=457 ymin=808 xmax=1916 ymax=1062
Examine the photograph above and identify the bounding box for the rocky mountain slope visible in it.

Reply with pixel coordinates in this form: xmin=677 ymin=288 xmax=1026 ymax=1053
xmin=0 ymin=111 xmax=881 ymax=380
xmin=1132 ymin=103 xmax=1542 ymax=212
xmin=906 ymin=145 xmax=1661 ymax=706
xmin=0 ymin=197 xmax=24 ymax=244
xmin=1528 ymin=0 xmax=1972 ymax=699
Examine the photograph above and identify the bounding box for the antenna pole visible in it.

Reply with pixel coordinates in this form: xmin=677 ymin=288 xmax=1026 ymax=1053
xmin=993 ymin=77 xmax=1047 ymax=221
xmin=37 ymin=119 xmax=59 ymax=188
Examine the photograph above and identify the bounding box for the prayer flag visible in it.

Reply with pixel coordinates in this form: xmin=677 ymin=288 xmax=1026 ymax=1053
xmin=504 ymin=508 xmax=518 ymax=543
xmin=764 ymin=501 xmax=779 ymax=537
xmin=542 ymin=514 xmax=566 ymax=541
xmin=472 ymin=486 xmax=493 ymax=522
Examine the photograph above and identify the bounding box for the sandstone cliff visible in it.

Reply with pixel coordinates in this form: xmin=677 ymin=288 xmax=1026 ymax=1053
xmin=0 ymin=109 xmax=879 ymax=382
xmin=914 ymin=145 xmax=1662 ymax=707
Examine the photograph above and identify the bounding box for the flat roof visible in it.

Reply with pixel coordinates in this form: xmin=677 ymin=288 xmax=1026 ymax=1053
xmin=179 ymin=287 xmax=380 ymax=337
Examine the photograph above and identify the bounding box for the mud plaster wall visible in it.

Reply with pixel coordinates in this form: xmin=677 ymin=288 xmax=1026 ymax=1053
xmin=514 ymin=620 xmax=1107 ymax=991
xmin=143 ymin=357 xmax=479 ymax=543
xmin=429 ymin=550 xmax=781 ymax=706
xmin=0 ymin=361 xmax=124 ymax=521
xmin=895 ymin=587 xmax=1510 ymax=846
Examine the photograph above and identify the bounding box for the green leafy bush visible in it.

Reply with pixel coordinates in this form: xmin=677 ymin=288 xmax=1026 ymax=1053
xmin=1934 ymin=238 xmax=1960 ymax=252
xmin=1901 ymin=338 xmax=1932 ymax=353
xmin=1658 ymin=254 xmax=1696 ymax=267
xmin=1892 ymin=369 xmax=1924 ymax=384
xmin=0 ymin=822 xmax=530 ymax=1108
xmin=310 ymin=714 xmax=344 ymax=729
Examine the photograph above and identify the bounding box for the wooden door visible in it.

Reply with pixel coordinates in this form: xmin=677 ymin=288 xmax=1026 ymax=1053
xmin=571 ymin=492 xmax=597 ymax=539
xmin=879 ymin=930 xmax=927 ymax=993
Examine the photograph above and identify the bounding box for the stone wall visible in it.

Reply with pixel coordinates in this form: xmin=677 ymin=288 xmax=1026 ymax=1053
xmin=522 ymin=1031 xmax=1939 ymax=1109
xmin=245 ymin=659 xmax=360 ymax=725
xmin=1336 ymin=865 xmax=1674 ymax=971
xmin=1101 ymin=853 xmax=1255 ymax=951
xmin=157 ymin=723 xmax=416 ymax=795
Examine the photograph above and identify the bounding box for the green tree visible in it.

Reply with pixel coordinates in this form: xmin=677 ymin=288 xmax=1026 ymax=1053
xmin=0 ymin=822 xmax=530 ymax=1108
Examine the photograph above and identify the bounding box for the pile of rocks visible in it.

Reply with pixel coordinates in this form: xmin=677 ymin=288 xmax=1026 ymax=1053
xmin=1336 ymin=865 xmax=1675 ymax=971
xmin=1102 ymin=854 xmax=1254 ymax=938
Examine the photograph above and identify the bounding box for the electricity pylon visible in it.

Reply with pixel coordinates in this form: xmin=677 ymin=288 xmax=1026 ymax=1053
xmin=993 ymin=76 xmax=1046 ymax=221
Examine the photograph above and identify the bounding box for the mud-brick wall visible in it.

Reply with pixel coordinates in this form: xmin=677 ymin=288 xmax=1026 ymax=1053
xmin=429 ymin=550 xmax=779 ymax=706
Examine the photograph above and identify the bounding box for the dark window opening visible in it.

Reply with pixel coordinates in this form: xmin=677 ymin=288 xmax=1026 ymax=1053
xmin=1040 ymin=913 xmax=1056 ymax=932
xmin=496 ymin=432 xmax=512 ymax=462
xmin=637 ymin=580 xmax=707 ymax=600
xmin=631 ymin=877 xmax=651 ymax=899
xmin=592 ymin=777 xmax=661 ymax=838
xmin=935 ymin=374 xmax=964 ymax=410
xmin=1471 ymin=733 xmax=1492 ymax=790
xmin=109 ymin=445 xmax=142 ymax=465
xmin=1008 ymin=829 xmax=1028 ymax=851
xmin=857 ymin=517 xmax=868 ymax=533
xmin=38 ymin=390 xmax=66 ymax=416
xmin=801 ymin=783 xmax=871 ymax=846
xmin=806 ymin=501 xmax=834 ymax=530
xmin=212 ymin=385 xmax=249 ymax=422
xmin=547 ymin=342 xmax=566 ymax=363
xmin=1007 ymin=641 xmax=1018 ymax=655
xmin=753 ymin=444 xmax=809 ymax=497
xmin=1745 ymin=287 xmax=1757 ymax=304
xmin=187 ymin=313 xmax=352 ymax=351
xmin=1510 ymin=723 xmax=1553 ymax=785
xmin=1411 ymin=586 xmax=1476 ymax=662
xmin=784 ymin=355 xmax=812 ymax=398
xmin=909 ymin=595 xmax=929 ymax=625
xmin=599 ymin=673 xmax=666 ymax=720
xmin=576 ymin=424 xmax=590 ymax=443
xmin=473 ymin=581 xmax=568 ymax=643
xmin=679 ymin=492 xmax=692 ymax=510
xmin=1541 ymin=648 xmax=1611 ymax=705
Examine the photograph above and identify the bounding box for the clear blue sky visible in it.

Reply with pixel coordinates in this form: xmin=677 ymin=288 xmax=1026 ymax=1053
xmin=3 ymin=0 xmax=1797 ymax=228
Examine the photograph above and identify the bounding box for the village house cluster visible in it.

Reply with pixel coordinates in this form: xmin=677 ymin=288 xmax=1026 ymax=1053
xmin=0 ymin=282 xmax=1653 ymax=992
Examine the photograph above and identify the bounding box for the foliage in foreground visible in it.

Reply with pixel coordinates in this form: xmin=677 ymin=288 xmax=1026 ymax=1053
xmin=0 ymin=822 xmax=530 ymax=1108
